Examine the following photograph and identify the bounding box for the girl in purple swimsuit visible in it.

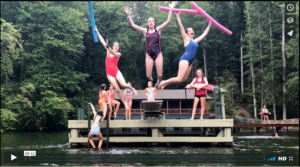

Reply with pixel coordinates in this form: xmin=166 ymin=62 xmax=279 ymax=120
xmin=124 ymin=2 xmax=176 ymax=88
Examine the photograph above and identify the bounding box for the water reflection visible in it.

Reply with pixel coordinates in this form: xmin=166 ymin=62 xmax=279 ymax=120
xmin=1 ymin=131 xmax=298 ymax=166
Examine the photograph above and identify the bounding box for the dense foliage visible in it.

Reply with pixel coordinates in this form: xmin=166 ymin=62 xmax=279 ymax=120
xmin=1 ymin=1 xmax=298 ymax=131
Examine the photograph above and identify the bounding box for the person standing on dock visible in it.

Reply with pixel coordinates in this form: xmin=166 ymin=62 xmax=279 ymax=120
xmin=98 ymin=84 xmax=108 ymax=121
xmin=143 ymin=80 xmax=159 ymax=101
xmin=88 ymin=103 xmax=103 ymax=149
xmin=189 ymin=69 xmax=208 ymax=120
xmin=262 ymin=105 xmax=271 ymax=124
xmin=124 ymin=82 xmax=133 ymax=120
xmin=107 ymin=84 xmax=120 ymax=119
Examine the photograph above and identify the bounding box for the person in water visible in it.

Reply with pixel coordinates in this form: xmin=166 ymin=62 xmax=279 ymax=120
xmin=124 ymin=2 xmax=177 ymax=88
xmin=88 ymin=103 xmax=103 ymax=148
xmin=158 ymin=12 xmax=212 ymax=90
xmin=94 ymin=27 xmax=138 ymax=111
xmin=124 ymin=82 xmax=133 ymax=120
xmin=272 ymin=131 xmax=278 ymax=137
xmin=107 ymin=84 xmax=120 ymax=119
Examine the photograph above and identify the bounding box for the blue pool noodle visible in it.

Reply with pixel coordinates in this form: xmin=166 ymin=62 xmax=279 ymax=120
xmin=88 ymin=1 xmax=98 ymax=42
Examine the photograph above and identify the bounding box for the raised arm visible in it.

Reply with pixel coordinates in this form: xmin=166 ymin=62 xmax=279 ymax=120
xmin=124 ymin=6 xmax=147 ymax=33
xmin=194 ymin=21 xmax=212 ymax=43
xmin=106 ymin=39 xmax=121 ymax=59
xmin=88 ymin=103 xmax=96 ymax=116
xmin=157 ymin=1 xmax=176 ymax=32
xmin=175 ymin=12 xmax=188 ymax=42
xmin=94 ymin=28 xmax=107 ymax=49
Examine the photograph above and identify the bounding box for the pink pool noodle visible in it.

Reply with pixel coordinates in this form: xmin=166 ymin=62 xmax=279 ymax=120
xmin=186 ymin=84 xmax=215 ymax=91
xmin=190 ymin=2 xmax=232 ymax=35
xmin=158 ymin=6 xmax=199 ymax=14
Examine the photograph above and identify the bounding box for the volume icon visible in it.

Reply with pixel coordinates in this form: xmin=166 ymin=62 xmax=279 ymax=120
xmin=268 ymin=157 xmax=276 ymax=161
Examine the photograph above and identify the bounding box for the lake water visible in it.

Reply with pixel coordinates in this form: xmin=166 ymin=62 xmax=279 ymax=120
xmin=1 ymin=131 xmax=299 ymax=166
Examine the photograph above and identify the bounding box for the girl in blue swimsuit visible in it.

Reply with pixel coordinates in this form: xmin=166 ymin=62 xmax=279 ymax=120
xmin=88 ymin=103 xmax=103 ymax=148
xmin=124 ymin=82 xmax=133 ymax=120
xmin=158 ymin=12 xmax=212 ymax=90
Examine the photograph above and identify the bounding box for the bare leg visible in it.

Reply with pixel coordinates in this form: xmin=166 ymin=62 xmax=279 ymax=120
xmin=108 ymin=101 xmax=113 ymax=121
xmin=200 ymin=97 xmax=206 ymax=119
xmin=88 ymin=132 xmax=96 ymax=148
xmin=125 ymin=100 xmax=129 ymax=120
xmin=266 ymin=116 xmax=271 ymax=124
xmin=154 ymin=53 xmax=163 ymax=88
xmin=100 ymin=103 xmax=107 ymax=122
xmin=115 ymin=71 xmax=138 ymax=96
xmin=107 ymin=75 xmax=128 ymax=109
xmin=191 ymin=97 xmax=200 ymax=119
xmin=182 ymin=65 xmax=192 ymax=82
xmin=97 ymin=133 xmax=103 ymax=148
xmin=158 ymin=60 xmax=190 ymax=90
xmin=113 ymin=100 xmax=120 ymax=118
xmin=128 ymin=100 xmax=132 ymax=120
xmin=263 ymin=116 xmax=266 ymax=124
xmin=145 ymin=54 xmax=154 ymax=81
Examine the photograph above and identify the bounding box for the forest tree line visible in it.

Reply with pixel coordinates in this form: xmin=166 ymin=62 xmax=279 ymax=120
xmin=1 ymin=1 xmax=299 ymax=131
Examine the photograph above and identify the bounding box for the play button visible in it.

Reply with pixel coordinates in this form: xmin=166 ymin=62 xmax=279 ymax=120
xmin=3 ymin=152 xmax=23 ymax=164
xmin=11 ymin=154 xmax=17 ymax=161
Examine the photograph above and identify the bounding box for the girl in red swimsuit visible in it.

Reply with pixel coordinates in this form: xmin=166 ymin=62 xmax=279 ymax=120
xmin=98 ymin=84 xmax=108 ymax=121
xmin=189 ymin=69 xmax=208 ymax=120
xmin=124 ymin=1 xmax=177 ymax=88
xmin=94 ymin=28 xmax=138 ymax=110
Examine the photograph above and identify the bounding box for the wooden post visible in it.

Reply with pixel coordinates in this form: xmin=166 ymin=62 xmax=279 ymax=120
xmin=152 ymin=128 xmax=159 ymax=137
xmin=179 ymin=100 xmax=181 ymax=115
xmin=167 ymin=100 xmax=169 ymax=115
xmin=71 ymin=129 xmax=78 ymax=138
xmin=140 ymin=101 xmax=142 ymax=114
xmin=221 ymin=88 xmax=226 ymax=119
xmin=224 ymin=128 xmax=231 ymax=137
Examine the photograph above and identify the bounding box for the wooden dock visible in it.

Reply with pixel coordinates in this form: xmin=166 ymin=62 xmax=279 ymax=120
xmin=69 ymin=88 xmax=234 ymax=146
xmin=233 ymin=123 xmax=299 ymax=133
xmin=68 ymin=119 xmax=233 ymax=144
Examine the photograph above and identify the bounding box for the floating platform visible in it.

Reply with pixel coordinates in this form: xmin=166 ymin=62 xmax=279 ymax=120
xmin=69 ymin=88 xmax=234 ymax=146
xmin=68 ymin=119 xmax=233 ymax=144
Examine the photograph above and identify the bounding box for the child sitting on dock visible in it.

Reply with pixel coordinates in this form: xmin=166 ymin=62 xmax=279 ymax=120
xmin=143 ymin=81 xmax=159 ymax=120
xmin=88 ymin=103 xmax=103 ymax=148
xmin=143 ymin=80 xmax=159 ymax=101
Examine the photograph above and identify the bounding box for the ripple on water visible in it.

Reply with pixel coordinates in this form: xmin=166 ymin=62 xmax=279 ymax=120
xmin=2 ymin=143 xmax=70 ymax=150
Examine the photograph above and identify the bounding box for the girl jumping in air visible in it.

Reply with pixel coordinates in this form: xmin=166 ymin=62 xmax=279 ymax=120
xmin=124 ymin=1 xmax=177 ymax=88
xmin=94 ymin=28 xmax=138 ymax=110
xmin=158 ymin=12 xmax=212 ymax=90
